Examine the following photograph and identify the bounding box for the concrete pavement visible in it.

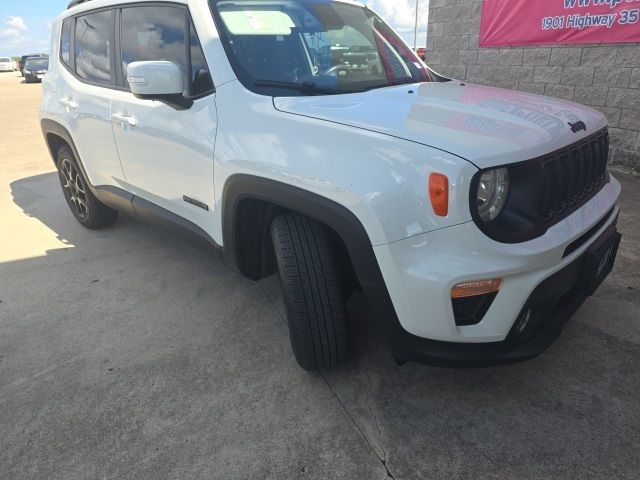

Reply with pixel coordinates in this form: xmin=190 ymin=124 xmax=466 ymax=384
xmin=1 ymin=72 xmax=639 ymax=480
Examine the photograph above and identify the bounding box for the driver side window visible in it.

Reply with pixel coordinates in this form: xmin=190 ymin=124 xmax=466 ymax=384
xmin=120 ymin=6 xmax=214 ymax=96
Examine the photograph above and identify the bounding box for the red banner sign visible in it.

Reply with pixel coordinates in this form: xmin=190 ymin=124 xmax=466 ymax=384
xmin=480 ymin=0 xmax=640 ymax=47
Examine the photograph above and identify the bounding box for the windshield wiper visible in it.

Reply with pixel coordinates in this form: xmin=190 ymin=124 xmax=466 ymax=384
xmin=254 ymin=79 xmax=339 ymax=95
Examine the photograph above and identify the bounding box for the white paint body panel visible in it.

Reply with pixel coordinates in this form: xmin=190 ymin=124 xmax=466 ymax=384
xmin=275 ymin=81 xmax=608 ymax=169
xmin=110 ymin=90 xmax=217 ymax=231
xmin=40 ymin=0 xmax=622 ymax=345
xmin=210 ymin=81 xmax=477 ymax=246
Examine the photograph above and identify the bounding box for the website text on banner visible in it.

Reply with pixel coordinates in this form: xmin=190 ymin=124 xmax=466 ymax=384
xmin=480 ymin=0 xmax=640 ymax=47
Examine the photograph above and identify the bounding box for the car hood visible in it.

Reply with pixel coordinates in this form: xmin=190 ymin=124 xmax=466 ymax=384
xmin=273 ymin=81 xmax=607 ymax=169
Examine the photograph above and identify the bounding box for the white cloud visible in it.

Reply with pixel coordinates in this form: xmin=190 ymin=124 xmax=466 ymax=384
xmin=6 ymin=15 xmax=28 ymax=32
xmin=0 ymin=15 xmax=51 ymax=56
xmin=0 ymin=15 xmax=30 ymax=50
xmin=364 ymin=0 xmax=429 ymax=46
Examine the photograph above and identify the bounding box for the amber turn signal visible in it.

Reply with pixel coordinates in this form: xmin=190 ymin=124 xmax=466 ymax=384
xmin=451 ymin=279 xmax=503 ymax=299
xmin=429 ymin=173 xmax=449 ymax=217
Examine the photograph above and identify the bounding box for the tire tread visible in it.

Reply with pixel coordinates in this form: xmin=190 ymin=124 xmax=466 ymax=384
xmin=271 ymin=213 xmax=348 ymax=370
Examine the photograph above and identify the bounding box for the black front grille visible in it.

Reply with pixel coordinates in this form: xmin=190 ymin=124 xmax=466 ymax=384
xmin=470 ymin=128 xmax=611 ymax=244
xmin=541 ymin=130 xmax=609 ymax=224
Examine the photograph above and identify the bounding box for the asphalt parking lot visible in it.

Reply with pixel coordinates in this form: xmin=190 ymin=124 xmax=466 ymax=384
xmin=1 ymin=71 xmax=639 ymax=480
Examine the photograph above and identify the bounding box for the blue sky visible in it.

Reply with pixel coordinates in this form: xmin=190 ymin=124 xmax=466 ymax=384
xmin=0 ymin=1 xmax=66 ymax=56
xmin=0 ymin=0 xmax=429 ymax=57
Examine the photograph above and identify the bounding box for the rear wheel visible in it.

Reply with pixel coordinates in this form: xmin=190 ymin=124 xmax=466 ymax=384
xmin=56 ymin=146 xmax=118 ymax=229
xmin=271 ymin=213 xmax=349 ymax=370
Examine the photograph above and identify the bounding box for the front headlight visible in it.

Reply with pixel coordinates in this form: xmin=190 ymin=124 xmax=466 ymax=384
xmin=476 ymin=167 xmax=510 ymax=222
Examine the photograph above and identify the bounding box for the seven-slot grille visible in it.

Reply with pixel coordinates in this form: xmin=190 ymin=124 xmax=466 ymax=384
xmin=541 ymin=130 xmax=609 ymax=223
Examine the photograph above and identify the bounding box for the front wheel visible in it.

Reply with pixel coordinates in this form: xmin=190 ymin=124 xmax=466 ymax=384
xmin=56 ymin=146 xmax=118 ymax=229
xmin=271 ymin=213 xmax=349 ymax=371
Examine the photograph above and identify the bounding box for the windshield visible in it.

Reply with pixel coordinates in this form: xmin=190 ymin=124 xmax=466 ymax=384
xmin=26 ymin=59 xmax=48 ymax=69
xmin=210 ymin=0 xmax=433 ymax=96
xmin=0 ymin=57 xmax=10 ymax=63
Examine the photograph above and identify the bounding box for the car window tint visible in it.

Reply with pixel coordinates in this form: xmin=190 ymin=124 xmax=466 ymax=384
xmin=120 ymin=6 xmax=187 ymax=90
xmin=302 ymin=25 xmax=387 ymax=83
xmin=61 ymin=18 xmax=73 ymax=67
xmin=190 ymin=21 xmax=214 ymax=96
xmin=75 ymin=11 xmax=113 ymax=84
xmin=27 ymin=59 xmax=49 ymax=69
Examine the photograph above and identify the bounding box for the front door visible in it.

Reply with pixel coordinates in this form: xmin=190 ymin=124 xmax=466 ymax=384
xmin=110 ymin=5 xmax=217 ymax=232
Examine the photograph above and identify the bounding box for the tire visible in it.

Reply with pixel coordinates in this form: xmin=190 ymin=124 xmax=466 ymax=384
xmin=56 ymin=145 xmax=118 ymax=229
xmin=271 ymin=213 xmax=348 ymax=370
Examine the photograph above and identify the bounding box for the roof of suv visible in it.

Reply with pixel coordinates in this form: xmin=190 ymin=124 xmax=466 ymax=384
xmin=68 ymin=0 xmax=90 ymax=7
xmin=64 ymin=0 xmax=365 ymax=15
xmin=65 ymin=0 xmax=188 ymax=14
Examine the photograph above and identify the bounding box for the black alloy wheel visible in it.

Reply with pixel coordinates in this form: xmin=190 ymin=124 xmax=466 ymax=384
xmin=59 ymin=157 xmax=89 ymax=220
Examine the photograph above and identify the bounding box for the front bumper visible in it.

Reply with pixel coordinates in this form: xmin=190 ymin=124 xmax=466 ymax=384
xmin=386 ymin=222 xmax=619 ymax=366
xmin=369 ymin=176 xmax=621 ymax=365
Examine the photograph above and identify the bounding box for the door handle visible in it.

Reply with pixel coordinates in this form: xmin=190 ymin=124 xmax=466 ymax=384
xmin=112 ymin=113 xmax=137 ymax=127
xmin=59 ymin=99 xmax=78 ymax=110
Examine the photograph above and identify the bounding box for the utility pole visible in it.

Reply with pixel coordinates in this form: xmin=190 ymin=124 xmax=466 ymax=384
xmin=414 ymin=0 xmax=419 ymax=51
xmin=426 ymin=2 xmax=429 ymax=51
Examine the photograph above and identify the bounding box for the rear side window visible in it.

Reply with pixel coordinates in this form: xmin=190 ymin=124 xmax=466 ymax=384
xmin=75 ymin=10 xmax=113 ymax=84
xmin=61 ymin=18 xmax=73 ymax=67
xmin=120 ymin=6 xmax=214 ymax=96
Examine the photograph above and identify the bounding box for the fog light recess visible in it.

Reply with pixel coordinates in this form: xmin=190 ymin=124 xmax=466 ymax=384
xmin=451 ymin=279 xmax=502 ymax=327
xmin=515 ymin=309 xmax=532 ymax=334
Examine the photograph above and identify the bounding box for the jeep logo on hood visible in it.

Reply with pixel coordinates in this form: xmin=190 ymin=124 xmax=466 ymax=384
xmin=568 ymin=121 xmax=587 ymax=133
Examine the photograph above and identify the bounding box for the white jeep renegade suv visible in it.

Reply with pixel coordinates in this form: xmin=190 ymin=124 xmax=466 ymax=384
xmin=40 ymin=0 xmax=622 ymax=370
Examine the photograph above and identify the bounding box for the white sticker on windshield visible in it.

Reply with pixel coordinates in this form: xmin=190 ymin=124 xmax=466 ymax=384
xmin=220 ymin=10 xmax=295 ymax=35
xmin=246 ymin=12 xmax=269 ymax=31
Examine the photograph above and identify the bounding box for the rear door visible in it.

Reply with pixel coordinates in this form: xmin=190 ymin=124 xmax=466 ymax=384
xmin=110 ymin=4 xmax=217 ymax=232
xmin=55 ymin=10 xmax=127 ymax=188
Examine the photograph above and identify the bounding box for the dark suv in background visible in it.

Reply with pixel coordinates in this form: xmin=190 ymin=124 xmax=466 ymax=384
xmin=19 ymin=54 xmax=48 ymax=77
xmin=23 ymin=57 xmax=49 ymax=83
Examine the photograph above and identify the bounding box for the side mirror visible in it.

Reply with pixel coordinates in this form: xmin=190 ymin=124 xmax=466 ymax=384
xmin=126 ymin=61 xmax=192 ymax=110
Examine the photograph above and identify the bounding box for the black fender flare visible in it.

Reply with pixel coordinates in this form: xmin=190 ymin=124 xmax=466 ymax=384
xmin=220 ymin=174 xmax=415 ymax=359
xmin=41 ymin=119 xmax=88 ymax=179
xmin=41 ymin=119 xmax=137 ymax=215
xmin=221 ymin=175 xmax=379 ymax=279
